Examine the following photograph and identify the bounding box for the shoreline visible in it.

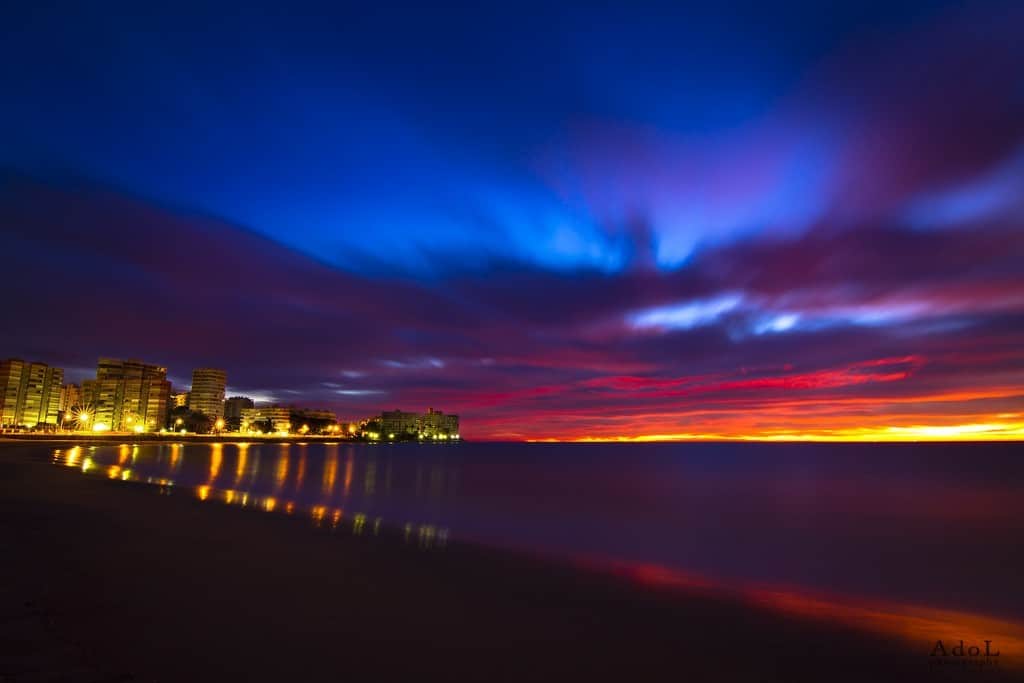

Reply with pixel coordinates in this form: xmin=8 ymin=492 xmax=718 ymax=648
xmin=1 ymin=442 xmax=1017 ymax=681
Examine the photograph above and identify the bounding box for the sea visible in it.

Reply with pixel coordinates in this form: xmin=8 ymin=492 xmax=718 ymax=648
xmin=48 ymin=440 xmax=1024 ymax=623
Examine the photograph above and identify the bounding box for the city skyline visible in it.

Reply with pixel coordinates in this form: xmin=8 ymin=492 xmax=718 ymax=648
xmin=0 ymin=354 xmax=460 ymax=439
xmin=2 ymin=1 xmax=1023 ymax=441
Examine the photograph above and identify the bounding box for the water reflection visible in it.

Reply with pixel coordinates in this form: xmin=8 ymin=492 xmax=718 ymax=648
xmin=51 ymin=443 xmax=452 ymax=550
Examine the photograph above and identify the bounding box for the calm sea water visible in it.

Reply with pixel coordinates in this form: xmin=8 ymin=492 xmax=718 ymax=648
xmin=49 ymin=441 xmax=1024 ymax=621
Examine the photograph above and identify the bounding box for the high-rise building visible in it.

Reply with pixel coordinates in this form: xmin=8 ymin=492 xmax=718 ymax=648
xmin=81 ymin=358 xmax=170 ymax=431
xmin=170 ymin=391 xmax=190 ymax=408
xmin=223 ymin=396 xmax=254 ymax=420
xmin=190 ymin=368 xmax=226 ymax=418
xmin=59 ymin=383 xmax=81 ymax=413
xmin=0 ymin=359 xmax=64 ymax=429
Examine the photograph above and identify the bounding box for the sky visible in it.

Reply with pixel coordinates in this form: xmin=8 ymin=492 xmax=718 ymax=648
xmin=1 ymin=0 xmax=1023 ymax=440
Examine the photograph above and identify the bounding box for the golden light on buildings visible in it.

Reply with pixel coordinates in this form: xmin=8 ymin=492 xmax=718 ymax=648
xmin=215 ymin=417 xmax=225 ymax=431
xmin=92 ymin=422 xmax=110 ymax=432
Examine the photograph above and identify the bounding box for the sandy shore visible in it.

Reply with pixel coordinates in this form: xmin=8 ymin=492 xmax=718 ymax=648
xmin=0 ymin=443 xmax=1013 ymax=682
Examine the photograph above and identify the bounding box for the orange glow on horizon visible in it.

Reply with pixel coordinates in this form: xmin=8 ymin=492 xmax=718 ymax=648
xmin=525 ymin=418 xmax=1024 ymax=443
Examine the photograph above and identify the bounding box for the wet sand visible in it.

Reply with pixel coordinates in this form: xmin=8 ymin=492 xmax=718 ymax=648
xmin=0 ymin=444 xmax=1013 ymax=682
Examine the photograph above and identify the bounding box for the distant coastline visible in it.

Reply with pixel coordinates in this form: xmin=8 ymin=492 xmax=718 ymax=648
xmin=0 ymin=433 xmax=465 ymax=446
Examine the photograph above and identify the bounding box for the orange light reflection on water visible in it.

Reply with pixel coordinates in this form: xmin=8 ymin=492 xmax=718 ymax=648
xmin=234 ymin=444 xmax=249 ymax=486
xmin=323 ymin=450 xmax=338 ymax=495
xmin=615 ymin=561 xmax=1024 ymax=668
xmin=208 ymin=443 xmax=223 ymax=484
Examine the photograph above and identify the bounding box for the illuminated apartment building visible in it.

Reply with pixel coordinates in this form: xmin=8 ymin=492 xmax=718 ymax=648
xmin=240 ymin=406 xmax=291 ymax=432
xmin=418 ymin=408 xmax=459 ymax=437
xmin=81 ymin=358 xmax=171 ymax=431
xmin=190 ymin=368 xmax=226 ymax=418
xmin=0 ymin=359 xmax=64 ymax=428
xmin=381 ymin=409 xmax=419 ymax=436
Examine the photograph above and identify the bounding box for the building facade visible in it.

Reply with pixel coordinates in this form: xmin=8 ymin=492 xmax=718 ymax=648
xmin=170 ymin=391 xmax=190 ymax=408
xmin=59 ymin=383 xmax=81 ymax=414
xmin=240 ymin=406 xmax=291 ymax=433
xmin=0 ymin=359 xmax=64 ymax=429
xmin=81 ymin=358 xmax=170 ymax=431
xmin=190 ymin=368 xmax=227 ymax=418
xmin=376 ymin=408 xmax=460 ymax=439
xmin=224 ymin=396 xmax=254 ymax=420
xmin=381 ymin=409 xmax=419 ymax=436
xmin=418 ymin=408 xmax=459 ymax=437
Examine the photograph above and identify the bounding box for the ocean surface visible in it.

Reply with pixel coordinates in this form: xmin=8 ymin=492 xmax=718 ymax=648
xmin=47 ymin=440 xmax=1024 ymax=621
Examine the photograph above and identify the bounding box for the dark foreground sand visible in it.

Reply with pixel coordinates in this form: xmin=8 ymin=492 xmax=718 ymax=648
xmin=0 ymin=444 xmax=1014 ymax=682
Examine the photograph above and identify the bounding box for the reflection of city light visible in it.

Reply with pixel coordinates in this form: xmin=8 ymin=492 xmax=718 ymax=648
xmin=57 ymin=443 xmax=459 ymax=556
xmin=235 ymin=446 xmax=249 ymax=486
xmin=323 ymin=452 xmax=338 ymax=495
xmin=275 ymin=452 xmax=290 ymax=491
xmin=209 ymin=443 xmax=223 ymax=483
xmin=295 ymin=455 xmax=306 ymax=492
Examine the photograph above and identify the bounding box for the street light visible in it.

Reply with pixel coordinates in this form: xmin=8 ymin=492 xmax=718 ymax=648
xmin=215 ymin=417 xmax=225 ymax=433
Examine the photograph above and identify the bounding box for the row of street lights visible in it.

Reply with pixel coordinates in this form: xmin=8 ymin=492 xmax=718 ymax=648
xmin=60 ymin=411 xmax=226 ymax=434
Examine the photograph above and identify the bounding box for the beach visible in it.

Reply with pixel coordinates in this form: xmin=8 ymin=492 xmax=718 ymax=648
xmin=1 ymin=441 xmax=1018 ymax=682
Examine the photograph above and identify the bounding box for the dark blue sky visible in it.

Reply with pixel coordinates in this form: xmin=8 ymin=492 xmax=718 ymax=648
xmin=2 ymin=1 xmax=1023 ymax=438
xmin=2 ymin=0 xmax=977 ymax=272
